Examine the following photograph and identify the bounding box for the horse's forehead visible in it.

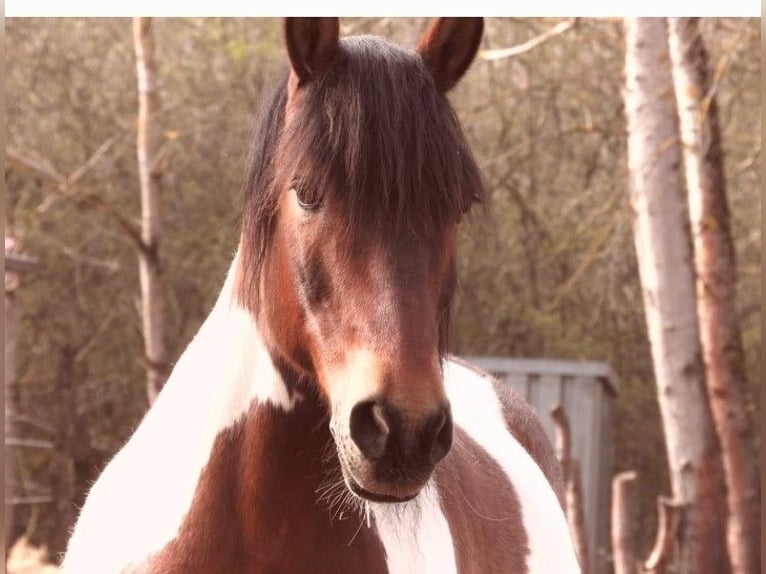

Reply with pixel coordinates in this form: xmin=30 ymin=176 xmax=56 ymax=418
xmin=331 ymin=37 xmax=425 ymax=88
xmin=299 ymin=219 xmax=441 ymax=267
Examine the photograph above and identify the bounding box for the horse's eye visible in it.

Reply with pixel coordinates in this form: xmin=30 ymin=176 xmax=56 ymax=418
xmin=292 ymin=180 xmax=322 ymax=212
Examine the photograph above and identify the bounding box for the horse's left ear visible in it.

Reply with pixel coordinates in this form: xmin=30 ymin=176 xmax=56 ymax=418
xmin=284 ymin=18 xmax=340 ymax=85
xmin=417 ymin=18 xmax=483 ymax=93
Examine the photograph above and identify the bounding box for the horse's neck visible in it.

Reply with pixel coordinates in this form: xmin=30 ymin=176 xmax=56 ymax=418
xmin=147 ymin=392 xmax=344 ymax=569
xmin=145 ymin=254 xmax=295 ymax=429
xmin=141 ymin=267 xmax=384 ymax=570
xmin=142 ymin=253 xmax=372 ymax=567
xmin=135 ymin=250 xmax=314 ymax=498
xmin=64 ymin=254 xmax=319 ymax=572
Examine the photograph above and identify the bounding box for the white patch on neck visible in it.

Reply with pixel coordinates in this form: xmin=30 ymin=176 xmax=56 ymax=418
xmin=61 ymin=253 xmax=294 ymax=573
xmin=371 ymin=481 xmax=458 ymax=574
xmin=443 ymin=359 xmax=581 ymax=574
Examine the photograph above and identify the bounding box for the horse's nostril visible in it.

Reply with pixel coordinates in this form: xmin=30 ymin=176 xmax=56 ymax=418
xmin=349 ymin=400 xmax=390 ymax=460
xmin=349 ymin=401 xmax=452 ymax=469
xmin=426 ymin=407 xmax=453 ymax=465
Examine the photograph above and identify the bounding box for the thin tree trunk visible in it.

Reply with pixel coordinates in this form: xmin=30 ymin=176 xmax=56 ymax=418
xmin=551 ymin=406 xmax=572 ymax=482
xmin=566 ymin=461 xmax=590 ymax=574
xmin=622 ymin=17 xmax=729 ymax=574
xmin=133 ymin=17 xmax=167 ymax=404
xmin=5 ymin=276 xmax=18 ymax=553
xmin=50 ymin=347 xmax=77 ymax=559
xmin=667 ymin=17 xmax=761 ymax=574
xmin=611 ymin=471 xmax=639 ymax=574
xmin=551 ymin=406 xmax=589 ymax=574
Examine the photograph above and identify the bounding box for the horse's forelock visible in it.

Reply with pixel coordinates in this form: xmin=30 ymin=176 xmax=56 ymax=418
xmin=238 ymin=35 xmax=485 ymax=313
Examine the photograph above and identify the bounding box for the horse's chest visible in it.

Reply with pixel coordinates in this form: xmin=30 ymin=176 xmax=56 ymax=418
xmin=148 ymin=513 xmax=388 ymax=574
xmin=146 ymin=409 xmax=389 ymax=573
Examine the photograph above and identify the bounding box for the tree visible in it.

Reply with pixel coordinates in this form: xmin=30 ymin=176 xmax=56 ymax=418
xmin=667 ymin=17 xmax=761 ymax=574
xmin=133 ymin=17 xmax=168 ymax=403
xmin=611 ymin=472 xmax=639 ymax=574
xmin=5 ymin=242 xmax=21 ymax=553
xmin=551 ymin=406 xmax=590 ymax=574
xmin=622 ymin=17 xmax=729 ymax=573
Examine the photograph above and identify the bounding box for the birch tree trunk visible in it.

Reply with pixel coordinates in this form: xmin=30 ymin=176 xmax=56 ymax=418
xmin=133 ymin=17 xmax=167 ymax=404
xmin=667 ymin=18 xmax=760 ymax=574
xmin=622 ymin=17 xmax=729 ymax=574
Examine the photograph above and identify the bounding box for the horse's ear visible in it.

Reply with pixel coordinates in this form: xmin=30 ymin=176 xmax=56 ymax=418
xmin=417 ymin=18 xmax=483 ymax=92
xmin=284 ymin=18 xmax=340 ymax=85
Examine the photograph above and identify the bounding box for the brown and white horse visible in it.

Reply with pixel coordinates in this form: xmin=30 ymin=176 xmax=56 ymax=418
xmin=62 ymin=18 xmax=580 ymax=574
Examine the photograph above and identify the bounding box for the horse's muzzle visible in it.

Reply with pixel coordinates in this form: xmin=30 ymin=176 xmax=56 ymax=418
xmin=336 ymin=399 xmax=453 ymax=501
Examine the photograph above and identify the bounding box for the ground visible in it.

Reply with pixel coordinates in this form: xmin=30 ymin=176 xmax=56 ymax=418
xmin=6 ymin=537 xmax=60 ymax=574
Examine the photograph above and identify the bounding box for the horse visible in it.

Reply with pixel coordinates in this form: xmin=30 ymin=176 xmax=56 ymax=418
xmin=62 ymin=18 xmax=581 ymax=574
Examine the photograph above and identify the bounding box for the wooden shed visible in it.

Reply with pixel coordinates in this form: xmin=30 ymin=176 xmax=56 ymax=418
xmin=464 ymin=356 xmax=618 ymax=574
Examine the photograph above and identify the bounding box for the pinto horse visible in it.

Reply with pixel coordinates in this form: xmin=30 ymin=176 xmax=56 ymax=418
xmin=62 ymin=18 xmax=580 ymax=574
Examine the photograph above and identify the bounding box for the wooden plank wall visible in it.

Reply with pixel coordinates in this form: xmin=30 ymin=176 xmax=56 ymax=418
xmin=464 ymin=356 xmax=617 ymax=574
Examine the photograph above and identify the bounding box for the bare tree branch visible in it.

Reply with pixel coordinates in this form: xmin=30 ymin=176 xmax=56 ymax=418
xmin=67 ymin=137 xmax=117 ymax=187
xmin=73 ymin=306 xmax=120 ymax=364
xmin=547 ymin=215 xmax=619 ymax=312
xmin=480 ymin=19 xmax=576 ymax=61
xmin=7 ymin=136 xmax=115 ymax=188
xmin=5 ymin=412 xmax=57 ymax=435
xmin=6 ymin=150 xmax=66 ymax=186
xmin=5 ymin=438 xmax=55 ymax=449
xmin=6 ymin=144 xmax=147 ymax=253
xmin=644 ymin=497 xmax=685 ymax=574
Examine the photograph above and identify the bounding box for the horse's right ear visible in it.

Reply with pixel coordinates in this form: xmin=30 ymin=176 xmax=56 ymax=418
xmin=417 ymin=18 xmax=483 ymax=92
xmin=284 ymin=18 xmax=340 ymax=85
